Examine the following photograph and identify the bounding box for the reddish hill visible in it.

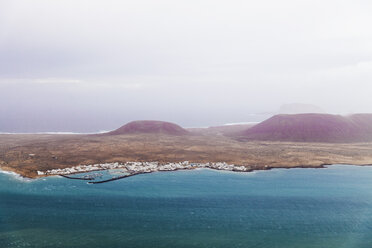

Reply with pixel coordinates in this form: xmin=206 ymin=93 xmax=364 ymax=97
xmin=238 ymin=113 xmax=372 ymax=142
xmin=107 ymin=120 xmax=189 ymax=136
xmin=349 ymin=114 xmax=372 ymax=132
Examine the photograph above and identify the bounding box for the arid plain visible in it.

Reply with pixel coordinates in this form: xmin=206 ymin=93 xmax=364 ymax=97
xmin=1 ymin=131 xmax=372 ymax=178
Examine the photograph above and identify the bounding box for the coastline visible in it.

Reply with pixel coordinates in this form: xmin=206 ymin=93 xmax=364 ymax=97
xmin=35 ymin=161 xmax=253 ymax=177
xmin=2 ymin=134 xmax=372 ymax=179
xmin=2 ymin=162 xmax=372 ymax=183
xmin=0 ymin=168 xmax=34 ymax=182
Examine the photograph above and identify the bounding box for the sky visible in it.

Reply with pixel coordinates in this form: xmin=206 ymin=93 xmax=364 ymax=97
xmin=1 ymin=0 xmax=372 ymax=132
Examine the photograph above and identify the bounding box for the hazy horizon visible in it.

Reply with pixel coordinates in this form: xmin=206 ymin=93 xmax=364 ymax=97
xmin=1 ymin=0 xmax=372 ymax=132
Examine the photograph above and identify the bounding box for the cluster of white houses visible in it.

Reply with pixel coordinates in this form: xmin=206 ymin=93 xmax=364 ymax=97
xmin=37 ymin=161 xmax=251 ymax=176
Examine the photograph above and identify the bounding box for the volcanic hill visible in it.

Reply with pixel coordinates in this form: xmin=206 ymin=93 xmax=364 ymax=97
xmin=238 ymin=113 xmax=372 ymax=143
xmin=107 ymin=120 xmax=189 ymax=136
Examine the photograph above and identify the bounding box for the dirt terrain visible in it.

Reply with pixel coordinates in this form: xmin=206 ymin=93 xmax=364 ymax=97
xmin=1 ymin=133 xmax=372 ymax=178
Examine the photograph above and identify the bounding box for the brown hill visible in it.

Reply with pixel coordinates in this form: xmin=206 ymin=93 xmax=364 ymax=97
xmin=107 ymin=120 xmax=189 ymax=136
xmin=238 ymin=113 xmax=372 ymax=142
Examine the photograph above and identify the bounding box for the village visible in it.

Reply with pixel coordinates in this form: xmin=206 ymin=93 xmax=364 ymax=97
xmin=37 ymin=161 xmax=252 ymax=177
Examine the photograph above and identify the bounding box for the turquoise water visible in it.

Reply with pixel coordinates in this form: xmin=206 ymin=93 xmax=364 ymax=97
xmin=1 ymin=165 xmax=372 ymax=248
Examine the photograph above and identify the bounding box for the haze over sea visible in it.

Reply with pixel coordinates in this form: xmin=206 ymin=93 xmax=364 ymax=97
xmin=1 ymin=165 xmax=372 ymax=248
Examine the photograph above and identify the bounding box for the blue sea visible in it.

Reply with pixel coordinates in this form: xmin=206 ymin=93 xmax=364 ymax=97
xmin=1 ymin=165 xmax=372 ymax=248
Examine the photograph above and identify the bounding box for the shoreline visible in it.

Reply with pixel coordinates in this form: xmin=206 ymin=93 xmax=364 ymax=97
xmin=0 ymin=168 xmax=34 ymax=182
xmin=2 ymin=162 xmax=372 ymax=183
xmin=2 ymin=135 xmax=372 ymax=180
xmin=36 ymin=161 xmax=253 ymax=177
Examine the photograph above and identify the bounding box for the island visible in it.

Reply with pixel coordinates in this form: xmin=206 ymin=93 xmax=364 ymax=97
xmin=1 ymin=115 xmax=372 ymax=180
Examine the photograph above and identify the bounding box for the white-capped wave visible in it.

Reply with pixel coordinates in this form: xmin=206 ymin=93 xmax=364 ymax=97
xmin=0 ymin=169 xmax=33 ymax=182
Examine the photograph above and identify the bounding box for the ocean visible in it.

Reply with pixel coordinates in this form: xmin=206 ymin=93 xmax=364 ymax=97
xmin=1 ymin=165 xmax=372 ymax=248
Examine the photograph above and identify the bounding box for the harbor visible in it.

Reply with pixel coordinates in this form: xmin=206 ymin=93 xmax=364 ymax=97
xmin=36 ymin=161 xmax=253 ymax=184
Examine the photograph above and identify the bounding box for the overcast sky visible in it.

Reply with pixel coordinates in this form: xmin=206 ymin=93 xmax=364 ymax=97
xmin=1 ymin=0 xmax=372 ymax=132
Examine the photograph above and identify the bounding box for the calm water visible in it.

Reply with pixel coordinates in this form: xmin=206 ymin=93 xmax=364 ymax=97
xmin=1 ymin=165 xmax=372 ymax=248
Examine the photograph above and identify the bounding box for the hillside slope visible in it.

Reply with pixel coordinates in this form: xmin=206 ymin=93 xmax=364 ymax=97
xmin=107 ymin=120 xmax=189 ymax=136
xmin=238 ymin=114 xmax=372 ymax=142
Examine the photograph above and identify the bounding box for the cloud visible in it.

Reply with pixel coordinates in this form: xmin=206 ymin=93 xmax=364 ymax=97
xmin=309 ymin=60 xmax=372 ymax=86
xmin=32 ymin=78 xmax=82 ymax=84
xmin=1 ymin=0 xmax=372 ymax=131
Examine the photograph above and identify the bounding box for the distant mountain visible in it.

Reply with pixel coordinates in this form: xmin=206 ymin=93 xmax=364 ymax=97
xmin=238 ymin=113 xmax=372 ymax=142
xmin=277 ymin=103 xmax=325 ymax=114
xmin=107 ymin=120 xmax=189 ymax=136
xmin=188 ymin=123 xmax=256 ymax=136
